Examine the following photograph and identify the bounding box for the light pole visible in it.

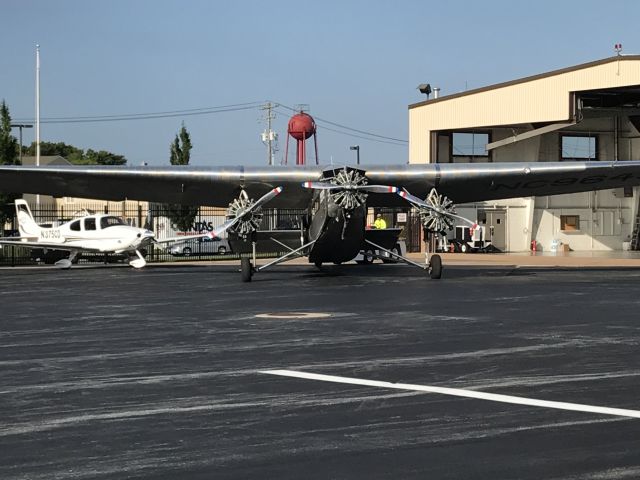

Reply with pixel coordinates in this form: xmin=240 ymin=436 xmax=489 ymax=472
xmin=350 ymin=145 xmax=360 ymax=165
xmin=10 ymin=124 xmax=33 ymax=164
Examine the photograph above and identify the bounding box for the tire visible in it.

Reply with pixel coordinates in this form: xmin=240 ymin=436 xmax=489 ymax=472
xmin=362 ymin=249 xmax=375 ymax=265
xmin=315 ymin=261 xmax=322 ymax=269
xmin=218 ymin=246 xmax=227 ymax=255
xmin=460 ymin=244 xmax=468 ymax=253
xmin=429 ymin=254 xmax=443 ymax=279
xmin=241 ymin=257 xmax=252 ymax=282
xmin=183 ymin=247 xmax=192 ymax=257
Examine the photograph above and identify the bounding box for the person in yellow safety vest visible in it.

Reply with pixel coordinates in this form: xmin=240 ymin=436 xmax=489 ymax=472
xmin=373 ymin=214 xmax=387 ymax=229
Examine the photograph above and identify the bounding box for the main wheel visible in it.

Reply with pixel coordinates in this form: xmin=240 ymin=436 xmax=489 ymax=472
xmin=218 ymin=246 xmax=227 ymax=255
xmin=429 ymin=254 xmax=443 ymax=279
xmin=183 ymin=247 xmax=192 ymax=257
xmin=241 ymin=257 xmax=252 ymax=282
xmin=362 ymin=249 xmax=375 ymax=265
xmin=460 ymin=244 xmax=468 ymax=253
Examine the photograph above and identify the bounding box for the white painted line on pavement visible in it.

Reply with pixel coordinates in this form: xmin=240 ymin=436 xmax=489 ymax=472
xmin=260 ymin=369 xmax=640 ymax=419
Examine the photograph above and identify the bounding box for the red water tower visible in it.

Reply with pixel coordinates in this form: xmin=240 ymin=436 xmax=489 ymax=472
xmin=285 ymin=111 xmax=318 ymax=165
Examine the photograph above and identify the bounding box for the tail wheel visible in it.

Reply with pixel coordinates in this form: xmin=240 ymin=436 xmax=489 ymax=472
xmin=362 ymin=249 xmax=375 ymax=264
xmin=429 ymin=254 xmax=442 ymax=279
xmin=241 ymin=257 xmax=252 ymax=282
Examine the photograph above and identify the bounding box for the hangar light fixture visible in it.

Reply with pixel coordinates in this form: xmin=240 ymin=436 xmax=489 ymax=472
xmin=417 ymin=83 xmax=432 ymax=97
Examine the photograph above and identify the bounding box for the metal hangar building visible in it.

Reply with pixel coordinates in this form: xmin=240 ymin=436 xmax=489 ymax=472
xmin=408 ymin=55 xmax=640 ymax=252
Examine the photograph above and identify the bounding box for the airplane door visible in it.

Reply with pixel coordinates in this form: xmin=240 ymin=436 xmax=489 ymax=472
xmin=487 ymin=210 xmax=506 ymax=251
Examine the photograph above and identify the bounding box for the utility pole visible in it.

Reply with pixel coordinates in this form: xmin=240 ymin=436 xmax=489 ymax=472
xmin=35 ymin=44 xmax=41 ymax=211
xmin=260 ymin=102 xmax=278 ymax=165
xmin=10 ymin=124 xmax=33 ymax=164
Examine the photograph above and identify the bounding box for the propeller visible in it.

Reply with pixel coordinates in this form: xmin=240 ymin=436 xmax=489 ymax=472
xmin=151 ymin=186 xmax=284 ymax=246
xmin=222 ymin=186 xmax=284 ymax=239
xmin=302 ymin=168 xmax=399 ymax=210
xmin=398 ymin=188 xmax=478 ymax=233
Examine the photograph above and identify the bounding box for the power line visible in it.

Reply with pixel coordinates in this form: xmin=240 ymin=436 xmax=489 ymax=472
xmin=13 ymin=102 xmax=264 ymax=124
xmin=276 ymin=102 xmax=407 ymax=144
xmin=316 ymin=124 xmax=407 ymax=147
xmin=13 ymin=99 xmax=408 ymax=147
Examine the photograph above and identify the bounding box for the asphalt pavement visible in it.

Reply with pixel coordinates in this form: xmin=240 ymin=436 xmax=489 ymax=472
xmin=2 ymin=262 xmax=640 ymax=479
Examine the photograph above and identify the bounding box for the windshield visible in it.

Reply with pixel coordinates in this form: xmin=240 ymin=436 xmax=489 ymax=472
xmin=100 ymin=216 xmax=126 ymax=229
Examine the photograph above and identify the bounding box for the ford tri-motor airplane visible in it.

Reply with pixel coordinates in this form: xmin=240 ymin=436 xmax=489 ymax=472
xmin=0 ymin=200 xmax=214 ymax=269
xmin=2 ymin=161 xmax=640 ymax=279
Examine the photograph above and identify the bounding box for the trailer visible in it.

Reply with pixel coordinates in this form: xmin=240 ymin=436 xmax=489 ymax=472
xmin=355 ymin=227 xmax=405 ymax=264
xmin=449 ymin=225 xmax=492 ymax=253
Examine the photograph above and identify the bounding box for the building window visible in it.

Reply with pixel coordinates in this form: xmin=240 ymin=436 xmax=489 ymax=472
xmin=560 ymin=215 xmax=580 ymax=231
xmin=452 ymin=132 xmax=490 ymax=158
xmin=561 ymin=134 xmax=597 ymax=160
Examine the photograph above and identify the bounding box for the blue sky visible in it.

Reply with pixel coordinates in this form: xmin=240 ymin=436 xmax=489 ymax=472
xmin=2 ymin=0 xmax=639 ymax=166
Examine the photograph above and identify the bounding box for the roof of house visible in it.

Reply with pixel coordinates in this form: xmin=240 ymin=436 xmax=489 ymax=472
xmin=20 ymin=155 xmax=72 ymax=166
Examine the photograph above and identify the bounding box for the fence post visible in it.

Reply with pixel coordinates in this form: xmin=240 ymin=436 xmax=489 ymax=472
xmin=11 ymin=214 xmax=16 ymax=267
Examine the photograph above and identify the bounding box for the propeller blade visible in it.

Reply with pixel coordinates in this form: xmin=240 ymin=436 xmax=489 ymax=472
xmin=446 ymin=212 xmax=478 ymax=228
xmin=205 ymin=216 xmax=242 ymax=239
xmin=353 ymin=185 xmax=399 ymax=193
xmin=301 ymin=181 xmax=342 ymax=190
xmin=252 ymin=186 xmax=284 ymax=209
xmin=397 ymin=189 xmax=432 ymax=209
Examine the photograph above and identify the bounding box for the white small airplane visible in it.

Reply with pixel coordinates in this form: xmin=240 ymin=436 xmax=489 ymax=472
xmin=0 ymin=200 xmax=223 ymax=269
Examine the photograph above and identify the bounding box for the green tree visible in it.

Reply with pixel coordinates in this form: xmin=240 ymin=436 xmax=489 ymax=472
xmin=25 ymin=141 xmax=126 ymax=165
xmin=163 ymin=124 xmax=199 ymax=232
xmin=84 ymin=149 xmax=126 ymax=165
xmin=0 ymin=100 xmax=19 ymax=228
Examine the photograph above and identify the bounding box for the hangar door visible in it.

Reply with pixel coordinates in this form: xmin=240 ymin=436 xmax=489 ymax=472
xmin=479 ymin=210 xmax=506 ymax=251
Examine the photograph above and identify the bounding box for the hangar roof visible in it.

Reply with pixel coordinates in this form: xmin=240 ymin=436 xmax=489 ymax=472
xmin=409 ymin=55 xmax=640 ymax=111
xmin=408 ymin=55 xmax=640 ymax=163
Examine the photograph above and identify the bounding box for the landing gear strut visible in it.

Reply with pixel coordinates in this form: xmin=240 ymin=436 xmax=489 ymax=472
xmin=363 ymin=239 xmax=443 ymax=280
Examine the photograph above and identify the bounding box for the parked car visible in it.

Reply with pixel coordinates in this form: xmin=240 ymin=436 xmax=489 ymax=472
xmin=169 ymin=236 xmax=231 ymax=257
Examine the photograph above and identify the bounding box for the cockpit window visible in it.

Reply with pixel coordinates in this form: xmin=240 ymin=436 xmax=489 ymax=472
xmin=100 ymin=216 xmax=126 ymax=229
xmin=84 ymin=218 xmax=97 ymax=231
xmin=70 ymin=220 xmax=81 ymax=231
